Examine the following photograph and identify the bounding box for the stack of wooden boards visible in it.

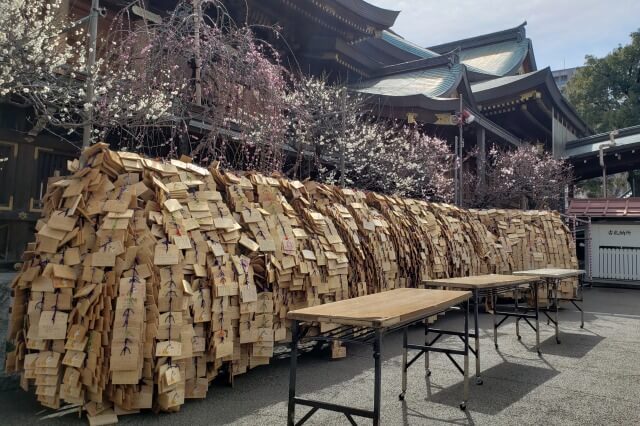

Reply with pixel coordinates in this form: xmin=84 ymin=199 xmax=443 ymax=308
xmin=469 ymin=209 xmax=579 ymax=302
xmin=4 ymin=144 xmax=578 ymax=421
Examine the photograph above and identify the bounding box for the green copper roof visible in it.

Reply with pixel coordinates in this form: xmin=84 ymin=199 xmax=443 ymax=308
xmin=458 ymin=39 xmax=530 ymax=76
xmin=566 ymin=131 xmax=640 ymax=158
xmin=353 ymin=63 xmax=462 ymax=98
xmin=566 ymin=125 xmax=640 ymax=158
xmin=471 ymin=69 xmax=542 ymax=93
xmin=381 ymin=31 xmax=440 ymax=59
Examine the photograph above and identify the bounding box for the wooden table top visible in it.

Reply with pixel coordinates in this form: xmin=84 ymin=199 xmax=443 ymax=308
xmin=422 ymin=273 xmax=540 ymax=289
xmin=286 ymin=288 xmax=471 ymax=328
xmin=513 ymin=268 xmax=585 ymax=279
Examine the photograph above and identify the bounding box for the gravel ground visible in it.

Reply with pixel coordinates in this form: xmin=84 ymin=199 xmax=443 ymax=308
xmin=1 ymin=286 xmax=639 ymax=425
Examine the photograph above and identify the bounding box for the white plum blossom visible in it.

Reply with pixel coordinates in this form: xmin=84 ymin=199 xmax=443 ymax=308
xmin=1 ymin=0 xmax=176 ymax=144
xmin=284 ymin=77 xmax=454 ymax=201
xmin=3 ymin=0 xmax=454 ymax=199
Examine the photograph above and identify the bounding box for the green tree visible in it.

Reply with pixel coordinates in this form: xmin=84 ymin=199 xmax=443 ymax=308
xmin=567 ymin=30 xmax=640 ymax=197
xmin=565 ymin=30 xmax=640 ymax=133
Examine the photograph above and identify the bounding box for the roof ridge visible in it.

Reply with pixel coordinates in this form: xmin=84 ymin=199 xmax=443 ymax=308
xmin=428 ymin=21 xmax=527 ymax=53
xmin=567 ymin=125 xmax=640 ymax=147
xmin=380 ymin=30 xmax=441 ymax=59
xmin=373 ymin=54 xmax=457 ymax=77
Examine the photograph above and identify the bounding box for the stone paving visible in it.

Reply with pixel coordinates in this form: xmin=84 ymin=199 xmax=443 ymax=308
xmin=1 ymin=286 xmax=639 ymax=425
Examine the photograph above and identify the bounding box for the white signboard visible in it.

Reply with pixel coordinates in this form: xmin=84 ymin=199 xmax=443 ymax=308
xmin=591 ymin=223 xmax=640 ymax=249
xmin=591 ymin=223 xmax=640 ymax=281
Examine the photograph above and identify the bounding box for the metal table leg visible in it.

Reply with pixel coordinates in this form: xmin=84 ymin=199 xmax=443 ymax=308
xmin=398 ymin=303 xmax=474 ymax=411
xmin=425 ymin=317 xmax=430 ymax=376
xmin=515 ymin=287 xmax=521 ymax=340
xmin=373 ymin=329 xmax=382 ymax=426
xmin=492 ymin=290 xmax=498 ymax=349
xmin=569 ymin=276 xmax=585 ymax=328
xmin=473 ymin=289 xmax=482 ymax=385
xmin=287 ymin=320 xmax=299 ymax=426
xmin=399 ymin=327 xmax=408 ymax=400
xmin=579 ymin=300 xmax=584 ymax=328
xmin=569 ymin=298 xmax=585 ymax=329
xmin=461 ymin=298 xmax=470 ymax=410
xmin=534 ymin=282 xmax=541 ymax=355
xmin=578 ymin=277 xmax=585 ymax=328
xmin=554 ymin=279 xmax=560 ymax=344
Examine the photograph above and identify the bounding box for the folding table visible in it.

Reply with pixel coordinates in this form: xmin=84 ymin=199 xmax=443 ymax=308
xmin=513 ymin=268 xmax=585 ymax=343
xmin=286 ymin=288 xmax=472 ymax=426
xmin=423 ymin=274 xmax=542 ymax=383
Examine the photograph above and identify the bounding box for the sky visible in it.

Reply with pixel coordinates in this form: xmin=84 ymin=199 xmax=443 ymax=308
xmin=367 ymin=0 xmax=640 ymax=70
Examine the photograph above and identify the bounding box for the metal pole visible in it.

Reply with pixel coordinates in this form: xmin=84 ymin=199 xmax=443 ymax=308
xmin=551 ymin=106 xmax=555 ymax=158
xmin=599 ymin=130 xmax=618 ymax=198
xmin=458 ymin=94 xmax=464 ymax=207
xmin=82 ymin=0 xmax=100 ymax=151
xmin=454 ymin=136 xmax=459 ymax=205
xmin=339 ymin=92 xmax=346 ymax=186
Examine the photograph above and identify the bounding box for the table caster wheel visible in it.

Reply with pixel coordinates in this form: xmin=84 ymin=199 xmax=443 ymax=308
xmin=517 ymin=336 xmax=522 ymax=340
xmin=537 ymin=350 xmax=542 ymax=356
xmin=580 ymin=325 xmax=584 ymax=329
xmin=459 ymin=402 xmax=467 ymax=411
xmin=494 ymin=344 xmax=499 ymax=349
xmin=398 ymin=393 xmax=405 ymax=401
xmin=556 ymin=339 xmax=561 ymax=344
xmin=426 ymin=370 xmax=431 ymax=377
xmin=475 ymin=377 xmax=483 ymax=385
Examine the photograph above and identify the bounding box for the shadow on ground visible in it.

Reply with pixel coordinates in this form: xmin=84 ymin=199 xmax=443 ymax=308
xmin=537 ymin=332 xmax=605 ymax=358
xmin=401 ymin=400 xmax=475 ymax=426
xmin=426 ymin=362 xmax=560 ymax=415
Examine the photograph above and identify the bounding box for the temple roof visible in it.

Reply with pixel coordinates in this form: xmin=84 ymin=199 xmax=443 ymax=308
xmin=470 ymin=67 xmax=590 ymax=137
xmin=351 ymin=58 xmax=522 ymax=146
xmin=380 ymin=31 xmax=440 ymax=59
xmin=302 ymin=0 xmax=399 ymax=39
xmin=332 ymin=0 xmax=400 ymax=28
xmin=350 ymin=31 xmax=440 ymax=70
xmin=428 ymin=22 xmax=536 ymax=77
xmin=354 ymin=62 xmax=464 ymax=99
xmin=471 ymin=68 xmax=546 ymax=96
xmin=566 ymin=125 xmax=640 ymax=179
xmin=429 ymin=22 xmax=527 ymax=53
xmin=223 ymin=0 xmax=400 ymax=49
xmin=566 ymin=125 xmax=640 ymax=159
xmin=456 ymin=38 xmax=532 ymax=76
